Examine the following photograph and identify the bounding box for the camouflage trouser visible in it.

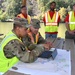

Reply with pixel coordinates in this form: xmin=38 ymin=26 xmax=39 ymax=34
xmin=65 ymin=31 xmax=75 ymax=43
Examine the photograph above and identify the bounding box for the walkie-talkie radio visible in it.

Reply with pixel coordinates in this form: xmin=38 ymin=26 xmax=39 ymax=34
xmin=38 ymin=48 xmax=57 ymax=59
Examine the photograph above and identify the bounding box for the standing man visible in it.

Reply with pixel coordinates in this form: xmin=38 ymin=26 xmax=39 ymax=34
xmin=43 ymin=1 xmax=60 ymax=39
xmin=17 ymin=5 xmax=35 ymax=33
xmin=65 ymin=3 xmax=75 ymax=42
xmin=17 ymin=6 xmax=31 ymax=24
xmin=0 ymin=18 xmax=50 ymax=73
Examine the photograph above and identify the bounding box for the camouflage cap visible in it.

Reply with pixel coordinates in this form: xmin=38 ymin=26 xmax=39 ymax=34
xmin=14 ymin=17 xmax=31 ymax=28
xmin=31 ymin=19 xmax=40 ymax=29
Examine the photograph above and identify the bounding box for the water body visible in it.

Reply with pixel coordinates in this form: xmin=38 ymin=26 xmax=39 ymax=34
xmin=0 ymin=22 xmax=66 ymax=39
xmin=0 ymin=22 xmax=13 ymax=38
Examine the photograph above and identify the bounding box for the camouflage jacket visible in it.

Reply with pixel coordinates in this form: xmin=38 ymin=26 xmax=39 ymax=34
xmin=4 ymin=39 xmax=45 ymax=63
xmin=22 ymin=32 xmax=46 ymax=50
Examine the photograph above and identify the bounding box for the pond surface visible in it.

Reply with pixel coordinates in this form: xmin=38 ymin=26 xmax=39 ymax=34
xmin=0 ymin=22 xmax=13 ymax=38
xmin=0 ymin=22 xmax=66 ymax=39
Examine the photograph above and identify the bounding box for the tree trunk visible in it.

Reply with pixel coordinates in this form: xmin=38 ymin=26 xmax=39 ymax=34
xmin=22 ymin=0 xmax=26 ymax=6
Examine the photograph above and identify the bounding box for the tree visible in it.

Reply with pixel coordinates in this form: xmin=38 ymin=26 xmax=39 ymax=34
xmin=0 ymin=0 xmax=74 ymax=21
xmin=0 ymin=0 xmax=22 ymax=21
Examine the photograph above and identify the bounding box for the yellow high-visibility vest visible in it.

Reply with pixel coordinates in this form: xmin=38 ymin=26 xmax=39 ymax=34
xmin=17 ymin=13 xmax=31 ymax=24
xmin=45 ymin=11 xmax=59 ymax=32
xmin=28 ymin=31 xmax=39 ymax=44
xmin=69 ymin=11 xmax=75 ymax=30
xmin=0 ymin=31 xmax=22 ymax=73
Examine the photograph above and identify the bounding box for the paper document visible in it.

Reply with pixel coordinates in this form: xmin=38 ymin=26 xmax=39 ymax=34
xmin=10 ymin=49 xmax=71 ymax=75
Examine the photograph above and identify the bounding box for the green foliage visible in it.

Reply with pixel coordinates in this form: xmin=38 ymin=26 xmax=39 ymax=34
xmin=0 ymin=0 xmax=74 ymax=21
xmin=37 ymin=0 xmax=75 ymax=21
xmin=0 ymin=12 xmax=8 ymax=21
xmin=13 ymin=0 xmax=22 ymax=16
xmin=0 ymin=10 xmax=2 ymax=15
xmin=0 ymin=0 xmax=22 ymax=21
xmin=59 ymin=7 xmax=67 ymax=22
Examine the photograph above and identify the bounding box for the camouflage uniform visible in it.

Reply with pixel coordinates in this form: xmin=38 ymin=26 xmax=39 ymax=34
xmin=23 ymin=19 xmax=46 ymax=45
xmin=4 ymin=18 xmax=45 ymax=63
xmin=22 ymin=33 xmax=46 ymax=50
xmin=22 ymin=19 xmax=47 ymax=56
xmin=4 ymin=39 xmax=45 ymax=63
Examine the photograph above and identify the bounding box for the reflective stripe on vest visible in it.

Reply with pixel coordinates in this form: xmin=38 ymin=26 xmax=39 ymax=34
xmin=17 ymin=14 xmax=31 ymax=24
xmin=45 ymin=11 xmax=58 ymax=26
xmin=46 ymin=22 xmax=57 ymax=26
xmin=0 ymin=31 xmax=22 ymax=72
xmin=45 ymin=11 xmax=59 ymax=32
xmin=69 ymin=11 xmax=75 ymax=30
xmin=28 ymin=32 xmax=39 ymax=44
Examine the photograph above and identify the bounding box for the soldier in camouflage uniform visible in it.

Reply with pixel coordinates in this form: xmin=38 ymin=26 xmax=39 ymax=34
xmin=0 ymin=18 xmax=48 ymax=73
xmin=22 ymin=19 xmax=52 ymax=55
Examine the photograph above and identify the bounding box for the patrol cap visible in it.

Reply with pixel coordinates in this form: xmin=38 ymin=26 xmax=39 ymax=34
xmin=14 ymin=17 xmax=31 ymax=28
xmin=31 ymin=19 xmax=40 ymax=29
